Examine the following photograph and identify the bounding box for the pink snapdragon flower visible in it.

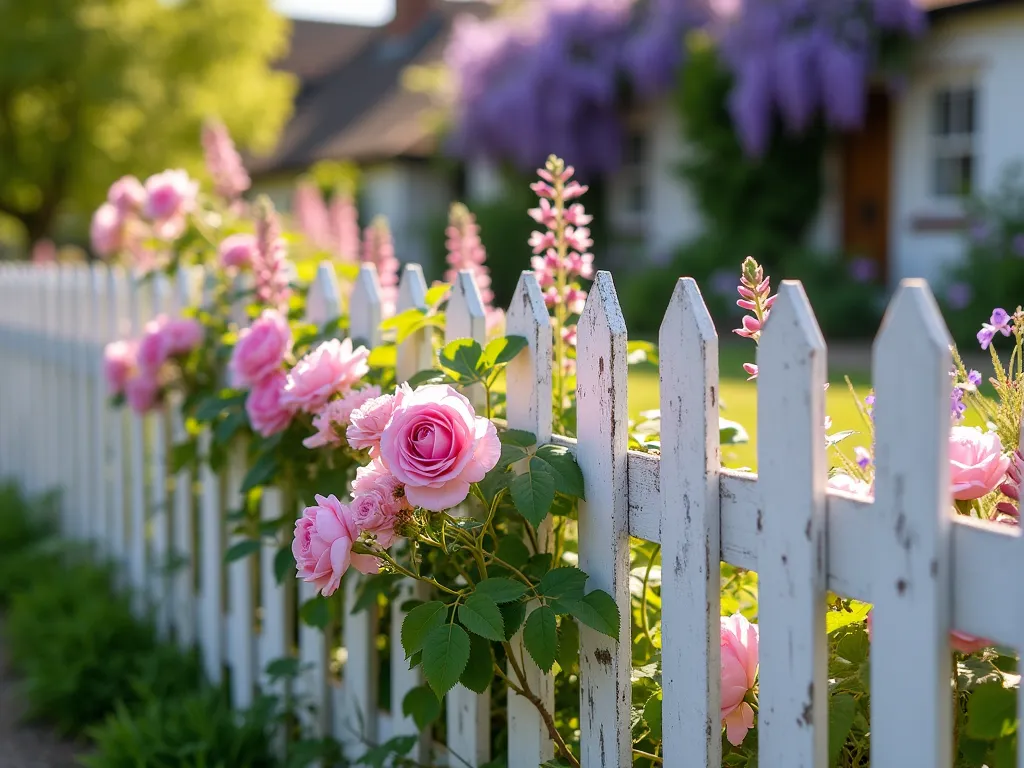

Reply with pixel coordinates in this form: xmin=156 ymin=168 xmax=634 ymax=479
xmin=246 ymin=371 xmax=296 ymax=437
xmin=328 ymin=192 xmax=361 ymax=263
xmin=292 ymin=494 xmax=379 ymax=597
xmin=949 ymin=426 xmax=1010 ymax=501
xmin=252 ymin=199 xmax=292 ymax=310
xmin=720 ymin=613 xmax=759 ymax=747
xmin=378 ymin=384 xmax=501 ymax=510
xmin=219 ymin=233 xmax=259 ymax=270
xmin=229 ymin=309 xmax=292 ymax=389
xmin=733 ymin=256 xmax=776 ymax=379
xmin=103 ymin=340 xmax=137 ymax=395
xmin=361 ymin=216 xmax=399 ymax=317
xmin=293 ymin=181 xmax=330 ymax=250
xmin=201 ymin=119 xmax=250 ymax=202
xmin=303 ymin=386 xmax=382 ymax=449
xmin=282 ymin=338 xmax=370 ymax=413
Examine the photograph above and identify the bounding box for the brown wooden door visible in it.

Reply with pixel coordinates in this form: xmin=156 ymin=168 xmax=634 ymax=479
xmin=842 ymin=91 xmax=892 ymax=278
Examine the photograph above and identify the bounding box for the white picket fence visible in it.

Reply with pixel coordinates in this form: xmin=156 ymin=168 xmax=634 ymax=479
xmin=0 ymin=258 xmax=1022 ymax=768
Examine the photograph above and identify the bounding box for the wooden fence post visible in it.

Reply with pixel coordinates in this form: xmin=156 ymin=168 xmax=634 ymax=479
xmin=575 ymin=271 xmax=631 ymax=768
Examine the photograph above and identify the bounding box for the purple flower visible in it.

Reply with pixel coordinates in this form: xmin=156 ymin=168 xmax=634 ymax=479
xmin=950 ymin=386 xmax=966 ymax=422
xmin=945 ymin=281 xmax=973 ymax=310
xmin=978 ymin=326 xmax=997 ymax=350
xmin=978 ymin=308 xmax=1013 ymax=349
xmin=967 ymin=369 xmax=982 ymax=387
xmin=864 ymin=394 xmax=875 ymax=409
xmin=970 ymin=220 xmax=994 ymax=245
xmin=1012 ymin=233 xmax=1024 ymax=258
xmin=848 ymin=257 xmax=878 ymax=284
xmin=855 ymin=446 xmax=872 ymax=469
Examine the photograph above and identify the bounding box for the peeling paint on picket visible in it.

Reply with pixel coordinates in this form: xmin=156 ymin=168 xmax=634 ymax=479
xmin=5 ymin=262 xmax=1024 ymax=768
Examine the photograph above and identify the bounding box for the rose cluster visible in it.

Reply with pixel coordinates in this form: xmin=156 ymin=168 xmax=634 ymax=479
xmin=103 ymin=315 xmax=204 ymax=414
xmin=293 ymin=383 xmax=501 ymax=596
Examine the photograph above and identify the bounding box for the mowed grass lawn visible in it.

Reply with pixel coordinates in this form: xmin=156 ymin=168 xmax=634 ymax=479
xmin=627 ymin=344 xmax=872 ymax=470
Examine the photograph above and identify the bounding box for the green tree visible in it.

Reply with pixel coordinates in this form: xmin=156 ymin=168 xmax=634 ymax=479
xmin=0 ymin=0 xmax=296 ymax=245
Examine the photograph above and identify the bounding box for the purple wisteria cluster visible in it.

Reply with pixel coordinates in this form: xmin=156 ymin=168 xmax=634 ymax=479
xmin=712 ymin=0 xmax=925 ymax=154
xmin=444 ymin=0 xmax=698 ymax=176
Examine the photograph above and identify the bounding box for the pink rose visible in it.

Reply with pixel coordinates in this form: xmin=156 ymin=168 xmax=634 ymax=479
xmin=103 ymin=340 xmax=136 ymax=395
xmin=949 ymin=426 xmax=1010 ymax=500
xmin=107 ymin=175 xmax=146 ymax=214
xmin=292 ymin=494 xmax=379 ymax=597
xmin=867 ymin=610 xmax=991 ymax=654
xmin=90 ymin=203 xmax=124 ymax=257
xmin=347 ymin=393 xmax=397 ymax=457
xmin=378 ymin=384 xmax=501 ymax=511
xmin=351 ymin=457 xmax=411 ymax=514
xmin=827 ymin=474 xmax=873 ymax=497
xmin=143 ymin=169 xmax=198 ymax=221
xmin=245 ymin=371 xmax=296 ymax=437
xmin=125 ymin=371 xmax=159 ymax=414
xmin=350 ymin=490 xmax=400 ymax=548
xmin=282 ymin=338 xmax=370 ymax=413
xmin=163 ymin=317 xmax=204 ymax=355
xmin=219 ymin=233 xmax=258 ymax=269
xmin=303 ymin=386 xmax=382 ymax=449
xmin=137 ymin=317 xmax=171 ymax=373
xmin=229 ymin=309 xmax=292 ymax=388
xmin=721 ymin=613 xmax=759 ymax=747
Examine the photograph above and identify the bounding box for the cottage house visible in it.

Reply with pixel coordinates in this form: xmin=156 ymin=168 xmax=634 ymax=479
xmin=255 ymin=0 xmax=1024 ymax=289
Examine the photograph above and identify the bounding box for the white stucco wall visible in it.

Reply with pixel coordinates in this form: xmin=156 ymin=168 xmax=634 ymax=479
xmin=891 ymin=4 xmax=1024 ymax=285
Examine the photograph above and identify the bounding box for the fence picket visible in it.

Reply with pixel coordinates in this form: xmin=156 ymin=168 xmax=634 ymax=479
xmin=126 ymin=272 xmax=150 ymax=612
xmin=226 ymin=441 xmax=256 ymax=708
xmin=576 ymin=271 xmax=631 ymax=768
xmin=72 ymin=267 xmax=91 ymax=542
xmin=258 ymin=485 xmax=288 ymax=694
xmin=504 ymin=270 xmax=556 ymax=766
xmin=659 ymin=277 xmax=722 ymax=767
xmin=349 ymin=264 xmax=382 ymax=348
xmin=757 ymin=282 xmax=829 ymax=767
xmin=870 ymin=281 xmax=953 ymax=768
xmin=149 ymin=274 xmax=172 ymax=637
xmin=106 ymin=268 xmax=129 ymax=577
xmin=391 ymin=263 xmax=432 ymax=762
xmin=89 ymin=265 xmax=109 ymax=554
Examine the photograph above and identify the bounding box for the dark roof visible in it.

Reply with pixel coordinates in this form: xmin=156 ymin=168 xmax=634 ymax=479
xmin=250 ymin=2 xmax=492 ymax=176
xmin=922 ymin=0 xmax=1018 ymax=14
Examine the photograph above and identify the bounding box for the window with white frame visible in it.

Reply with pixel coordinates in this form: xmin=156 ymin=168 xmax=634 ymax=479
xmin=608 ymin=124 xmax=648 ymax=239
xmin=931 ymin=84 xmax=978 ymax=198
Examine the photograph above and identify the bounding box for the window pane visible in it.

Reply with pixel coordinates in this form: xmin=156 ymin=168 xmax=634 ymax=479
xmin=951 ymin=88 xmax=975 ymax=134
xmin=959 ymin=154 xmax=974 ymax=195
xmin=964 ymin=88 xmax=977 ymax=135
xmin=628 ymin=179 xmax=646 ymax=214
xmin=933 ymin=90 xmax=952 ymax=135
xmin=624 ymin=131 xmax=645 ymax=165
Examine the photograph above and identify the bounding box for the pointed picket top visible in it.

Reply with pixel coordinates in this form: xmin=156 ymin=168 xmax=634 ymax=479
xmin=579 ymin=270 xmax=627 ymax=344
xmin=397 ymin=263 xmax=428 ymax=312
xmin=350 ymin=263 xmax=383 ymax=348
xmin=504 ymin=270 xmax=553 ymax=444
xmin=658 ymin=277 xmax=722 ymax=766
xmin=870 ymin=279 xmax=953 ymax=768
xmin=306 ymin=261 xmax=342 ymax=327
xmin=446 ymin=270 xmax=487 ymax=343
xmin=756 ymin=278 xmax=828 ymax=768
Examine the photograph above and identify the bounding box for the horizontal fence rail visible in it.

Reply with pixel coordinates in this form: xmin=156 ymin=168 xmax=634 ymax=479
xmin=0 ymin=259 xmax=1022 ymax=768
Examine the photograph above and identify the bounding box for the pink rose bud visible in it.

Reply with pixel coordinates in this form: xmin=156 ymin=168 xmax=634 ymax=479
xmin=107 ymin=175 xmax=146 ymax=214
xmin=303 ymin=386 xmax=382 ymax=449
xmin=103 ymin=340 xmax=137 ymax=395
xmin=720 ymin=613 xmax=759 ymax=747
xmin=282 ymin=338 xmax=370 ymax=414
xmin=219 ymin=233 xmax=259 ymax=269
xmin=378 ymin=384 xmax=501 ymax=510
xmin=349 ymin=490 xmax=400 ymax=548
xmin=292 ymin=494 xmax=379 ymax=597
xmin=949 ymin=426 xmax=1011 ymax=501
xmin=245 ymin=371 xmax=296 ymax=437
xmin=90 ymin=203 xmax=124 ymax=258
xmin=229 ymin=309 xmax=293 ymax=389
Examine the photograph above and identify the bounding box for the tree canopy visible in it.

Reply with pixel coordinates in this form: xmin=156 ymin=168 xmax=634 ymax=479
xmin=0 ymin=0 xmax=295 ymax=245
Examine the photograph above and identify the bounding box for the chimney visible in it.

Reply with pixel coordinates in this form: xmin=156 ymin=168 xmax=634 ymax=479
xmin=387 ymin=0 xmax=435 ymax=38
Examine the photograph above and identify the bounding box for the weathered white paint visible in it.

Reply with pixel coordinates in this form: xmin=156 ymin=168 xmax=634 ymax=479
xmin=89 ymin=265 xmax=110 ymax=554
xmin=504 ymin=270 xmax=556 ymax=767
xmin=127 ymin=272 xmax=149 ymax=614
xmin=891 ymin=5 xmax=1024 ymax=285
xmin=575 ymin=271 xmax=631 ymax=768
xmin=226 ymin=442 xmax=256 ymax=709
xmin=106 ymin=267 xmax=129 ymax=576
xmin=757 ymin=282 xmax=829 ymax=767
xmin=149 ymin=274 xmax=172 ymax=638
xmin=349 ymin=264 xmax=383 ymax=348
xmin=198 ymin=429 xmax=223 ymax=685
xmin=870 ymin=282 xmax=952 ymax=768
xmin=659 ymin=278 xmax=721 ymax=767
xmin=258 ymin=485 xmax=288 ymax=695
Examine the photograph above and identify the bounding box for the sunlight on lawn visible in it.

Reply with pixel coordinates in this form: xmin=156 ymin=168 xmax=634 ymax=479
xmin=627 ymin=345 xmax=873 ymax=471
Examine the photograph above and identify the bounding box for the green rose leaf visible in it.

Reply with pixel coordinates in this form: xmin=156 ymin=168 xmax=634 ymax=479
xmin=499 ymin=600 xmax=527 ymax=640
xmin=509 ymin=457 xmax=556 ymax=527
xmin=966 ymin=682 xmax=1018 ymax=740
xmin=458 ymin=594 xmax=505 ymax=641
xmin=224 ymin=539 xmax=261 ymax=563
xmin=719 ymin=417 xmax=750 ymax=446
xmin=402 ymin=685 xmax=441 ymax=731
xmin=523 ymin=606 xmax=558 ymax=672
xmin=480 ymin=335 xmax=528 ymax=369
xmin=241 ymin=451 xmax=280 ymax=493
xmin=539 ymin=566 xmax=588 ymax=601
xmin=474 ymin=577 xmax=529 ymax=604
xmin=828 ymin=693 xmax=857 ymax=765
xmin=401 ymin=601 xmax=448 ymax=658
xmin=459 ymin=633 xmax=495 ymax=694
xmin=499 ymin=429 xmax=537 ymax=448
xmin=643 ymin=694 xmax=663 ymax=742
xmin=555 ymin=590 xmax=620 ymax=639
xmin=534 ymin=444 xmax=586 ymax=499
xmin=422 ymin=623 xmax=471 ymax=698
xmin=496 ymin=537 xmax=531 ymax=569
xmin=557 ymin=616 xmax=580 ymax=672
xmin=299 ymin=596 xmax=329 ymax=630
xmin=438 ymin=338 xmax=484 ymax=381
xmin=273 ymin=547 xmax=293 ymax=584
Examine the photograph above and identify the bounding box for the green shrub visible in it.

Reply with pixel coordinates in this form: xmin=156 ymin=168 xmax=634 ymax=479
xmin=82 ymin=689 xmax=282 ymax=768
xmin=4 ymin=559 xmax=197 ymax=735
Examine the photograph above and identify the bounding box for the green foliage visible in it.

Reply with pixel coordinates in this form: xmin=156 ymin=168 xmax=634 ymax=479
xmin=0 ymin=0 xmax=295 ymax=243
xmin=422 ymin=623 xmax=471 ymax=697
xmin=940 ymin=162 xmax=1024 ymax=347
xmin=0 ymin=483 xmax=60 ymax=606
xmin=82 ymin=689 xmax=282 ymax=768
